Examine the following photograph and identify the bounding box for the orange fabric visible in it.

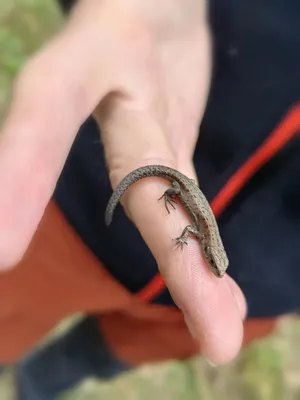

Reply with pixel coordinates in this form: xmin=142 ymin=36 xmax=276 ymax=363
xmin=0 ymin=201 xmax=132 ymax=363
xmin=136 ymin=104 xmax=300 ymax=302
xmin=0 ymin=200 xmax=277 ymax=366
xmin=99 ymin=308 xmax=197 ymax=365
xmin=243 ymin=318 xmax=278 ymax=347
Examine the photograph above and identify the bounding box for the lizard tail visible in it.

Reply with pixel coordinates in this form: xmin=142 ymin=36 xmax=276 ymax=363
xmin=105 ymin=165 xmax=177 ymax=225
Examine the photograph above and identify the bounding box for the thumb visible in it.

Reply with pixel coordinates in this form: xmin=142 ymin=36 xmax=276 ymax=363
xmin=0 ymin=3 xmax=123 ymax=270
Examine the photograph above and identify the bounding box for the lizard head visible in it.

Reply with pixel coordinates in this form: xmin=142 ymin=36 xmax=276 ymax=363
xmin=203 ymin=245 xmax=229 ymax=278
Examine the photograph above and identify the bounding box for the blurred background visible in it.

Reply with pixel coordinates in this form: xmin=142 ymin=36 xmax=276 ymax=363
xmin=1 ymin=1 xmax=300 ymax=399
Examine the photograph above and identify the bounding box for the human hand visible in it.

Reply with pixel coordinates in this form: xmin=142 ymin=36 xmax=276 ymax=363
xmin=0 ymin=0 xmax=246 ymax=364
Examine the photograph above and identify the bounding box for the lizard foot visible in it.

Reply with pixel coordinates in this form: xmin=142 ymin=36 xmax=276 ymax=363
xmin=174 ymin=236 xmax=188 ymax=250
xmin=158 ymin=189 xmax=177 ymax=214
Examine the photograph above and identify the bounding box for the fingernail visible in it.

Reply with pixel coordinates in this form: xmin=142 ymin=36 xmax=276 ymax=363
xmin=184 ymin=313 xmax=197 ymax=338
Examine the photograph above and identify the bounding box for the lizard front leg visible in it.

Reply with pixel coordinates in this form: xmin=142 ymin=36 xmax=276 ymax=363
xmin=174 ymin=225 xmax=204 ymax=249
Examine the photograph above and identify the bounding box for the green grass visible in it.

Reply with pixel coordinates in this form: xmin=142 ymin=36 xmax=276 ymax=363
xmin=1 ymin=1 xmax=300 ymax=399
xmin=0 ymin=0 xmax=62 ymax=120
xmin=57 ymin=317 xmax=300 ymax=400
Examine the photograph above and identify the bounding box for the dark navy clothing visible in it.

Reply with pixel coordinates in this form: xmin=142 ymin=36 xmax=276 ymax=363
xmin=54 ymin=0 xmax=300 ymax=318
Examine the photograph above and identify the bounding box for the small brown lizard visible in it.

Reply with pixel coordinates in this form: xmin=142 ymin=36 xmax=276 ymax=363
xmin=105 ymin=165 xmax=229 ymax=278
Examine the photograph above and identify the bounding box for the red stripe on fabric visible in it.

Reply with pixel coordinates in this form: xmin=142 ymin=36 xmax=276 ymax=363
xmin=212 ymin=105 xmax=300 ymax=218
xmin=136 ymin=104 xmax=300 ymax=302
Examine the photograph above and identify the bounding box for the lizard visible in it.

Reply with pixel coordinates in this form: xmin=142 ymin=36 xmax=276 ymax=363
xmin=105 ymin=164 xmax=229 ymax=278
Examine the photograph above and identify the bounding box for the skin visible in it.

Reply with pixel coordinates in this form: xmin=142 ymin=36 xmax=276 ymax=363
xmin=0 ymin=0 xmax=246 ymax=365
